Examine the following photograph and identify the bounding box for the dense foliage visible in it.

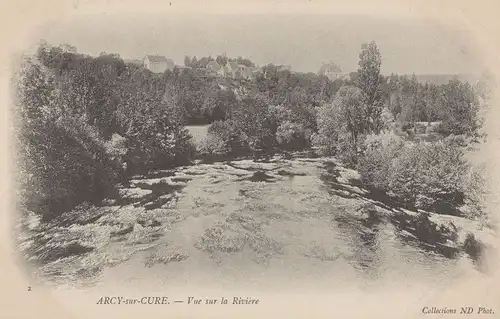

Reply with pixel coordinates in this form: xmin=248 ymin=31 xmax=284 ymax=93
xmin=358 ymin=133 xmax=485 ymax=217
xmin=14 ymin=42 xmax=195 ymax=219
xmin=14 ymin=55 xmax=123 ymax=220
xmin=14 ymin=40 xmax=488 ymax=222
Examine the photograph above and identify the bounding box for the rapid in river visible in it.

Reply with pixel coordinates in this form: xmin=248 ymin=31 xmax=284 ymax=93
xmin=15 ymin=153 xmax=496 ymax=293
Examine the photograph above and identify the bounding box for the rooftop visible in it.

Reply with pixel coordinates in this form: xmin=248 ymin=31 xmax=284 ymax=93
xmin=145 ymin=55 xmax=170 ymax=63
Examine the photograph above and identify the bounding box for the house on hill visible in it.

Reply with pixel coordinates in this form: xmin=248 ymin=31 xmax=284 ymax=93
xmin=239 ymin=64 xmax=254 ymax=80
xmin=319 ymin=62 xmax=343 ymax=81
xmin=226 ymin=61 xmax=242 ymax=79
xmin=206 ymin=60 xmax=260 ymax=80
xmin=144 ymin=55 xmax=175 ymax=73
xmin=277 ymin=65 xmax=292 ymax=72
xmin=249 ymin=67 xmax=261 ymax=79
xmin=175 ymin=65 xmax=192 ymax=74
xmin=206 ymin=61 xmax=222 ymax=74
xmin=217 ymin=65 xmax=229 ymax=77
xmin=223 ymin=61 xmax=257 ymax=80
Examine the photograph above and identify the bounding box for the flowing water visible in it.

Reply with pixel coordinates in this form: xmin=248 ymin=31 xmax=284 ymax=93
xmin=16 ymin=154 xmax=495 ymax=292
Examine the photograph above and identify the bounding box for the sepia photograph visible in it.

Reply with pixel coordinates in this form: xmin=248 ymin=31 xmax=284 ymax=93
xmin=2 ymin=1 xmax=500 ymax=318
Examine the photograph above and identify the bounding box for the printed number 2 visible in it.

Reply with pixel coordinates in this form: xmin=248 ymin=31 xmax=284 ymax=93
xmin=28 ymin=286 xmax=31 ymax=291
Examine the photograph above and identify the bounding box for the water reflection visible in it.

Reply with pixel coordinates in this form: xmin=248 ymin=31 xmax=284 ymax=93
xmin=388 ymin=212 xmax=461 ymax=259
xmin=332 ymin=207 xmax=383 ymax=278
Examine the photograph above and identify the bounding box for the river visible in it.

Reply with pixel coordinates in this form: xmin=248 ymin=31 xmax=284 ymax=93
xmin=15 ymin=154 xmax=495 ymax=293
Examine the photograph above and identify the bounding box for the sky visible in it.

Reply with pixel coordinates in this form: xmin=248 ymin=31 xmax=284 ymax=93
xmin=39 ymin=13 xmax=484 ymax=75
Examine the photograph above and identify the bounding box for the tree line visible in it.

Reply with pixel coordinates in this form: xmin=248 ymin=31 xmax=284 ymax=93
xmin=13 ymin=39 xmax=488 ymax=221
xmin=184 ymin=55 xmax=255 ymax=69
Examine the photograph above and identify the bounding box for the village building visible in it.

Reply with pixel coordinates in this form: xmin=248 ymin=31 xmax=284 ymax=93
xmin=200 ymin=59 xmax=261 ymax=80
xmin=276 ymin=65 xmax=292 ymax=72
xmin=225 ymin=61 xmax=241 ymax=79
xmin=206 ymin=61 xmax=222 ymax=74
xmin=174 ymin=65 xmax=191 ymax=74
xmin=217 ymin=65 xmax=229 ymax=77
xmin=143 ymin=55 xmax=175 ymax=73
xmin=318 ymin=62 xmax=343 ymax=81
xmin=239 ymin=64 xmax=253 ymax=80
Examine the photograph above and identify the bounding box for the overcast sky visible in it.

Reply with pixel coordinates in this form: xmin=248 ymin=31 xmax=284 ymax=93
xmin=40 ymin=13 xmax=483 ymax=75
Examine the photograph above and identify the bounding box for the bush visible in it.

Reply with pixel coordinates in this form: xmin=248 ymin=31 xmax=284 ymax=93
xmin=461 ymin=164 xmax=488 ymax=221
xmin=231 ymin=97 xmax=278 ymax=153
xmin=336 ymin=132 xmax=366 ymax=168
xmin=18 ymin=116 xmax=122 ymax=220
xmin=392 ymin=139 xmax=469 ymax=211
xmin=123 ymin=107 xmax=195 ymax=173
xmin=207 ymin=120 xmax=240 ymax=142
xmin=198 ymin=134 xmax=232 ymax=159
xmin=196 ymin=120 xmax=251 ymax=160
xmin=358 ymin=131 xmax=404 ymax=190
xmin=462 ymin=233 xmax=484 ymax=262
xmin=358 ymin=134 xmax=474 ymax=213
xmin=437 ymin=79 xmax=483 ymax=139
xmin=276 ymin=121 xmax=309 ymax=150
xmin=105 ymin=133 xmax=128 ymax=162
xmin=312 ymin=102 xmax=341 ymax=156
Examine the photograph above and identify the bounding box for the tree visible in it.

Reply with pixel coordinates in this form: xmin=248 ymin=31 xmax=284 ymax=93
xmin=231 ymin=96 xmax=277 ymax=152
xmin=202 ymin=86 xmax=237 ymax=122
xmin=355 ymin=41 xmax=383 ymax=133
xmin=14 ymin=51 xmax=123 ymax=219
xmin=276 ymin=121 xmax=308 ymax=150
xmin=333 ymin=86 xmax=368 ymax=146
xmin=232 ymin=56 xmax=255 ymax=67
xmin=216 ymin=55 xmax=228 ymax=66
xmin=184 ymin=56 xmax=191 ymax=67
xmin=191 ymin=56 xmax=198 ymax=68
xmin=313 ymin=85 xmax=368 ymax=165
xmin=437 ymin=79 xmax=483 ymax=139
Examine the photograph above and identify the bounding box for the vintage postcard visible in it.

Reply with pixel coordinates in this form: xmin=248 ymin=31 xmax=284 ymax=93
xmin=1 ymin=0 xmax=500 ymax=318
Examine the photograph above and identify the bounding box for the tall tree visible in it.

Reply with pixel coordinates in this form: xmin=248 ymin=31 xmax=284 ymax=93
xmin=313 ymin=85 xmax=368 ymax=165
xmin=355 ymin=41 xmax=383 ymax=133
xmin=191 ymin=56 xmax=198 ymax=68
xmin=184 ymin=56 xmax=191 ymax=67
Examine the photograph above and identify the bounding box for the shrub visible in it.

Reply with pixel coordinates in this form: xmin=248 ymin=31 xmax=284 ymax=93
xmin=202 ymin=120 xmax=250 ymax=158
xmin=437 ymin=79 xmax=483 ymax=139
xmin=18 ymin=115 xmax=122 ymax=221
xmin=124 ymin=107 xmax=195 ymax=173
xmin=231 ymin=97 xmax=278 ymax=153
xmin=462 ymin=233 xmax=484 ymax=262
xmin=105 ymin=133 xmax=128 ymax=163
xmin=358 ymin=134 xmax=475 ymax=214
xmin=207 ymin=120 xmax=240 ymax=142
xmin=276 ymin=121 xmax=309 ymax=150
xmin=358 ymin=131 xmax=404 ymax=190
xmin=198 ymin=134 xmax=232 ymax=159
xmin=14 ymin=56 xmax=122 ymax=220
xmin=390 ymin=139 xmax=469 ymax=211
xmin=312 ymin=101 xmax=345 ymax=157
xmin=461 ymin=163 xmax=488 ymax=221
xmin=336 ymin=132 xmax=366 ymax=168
